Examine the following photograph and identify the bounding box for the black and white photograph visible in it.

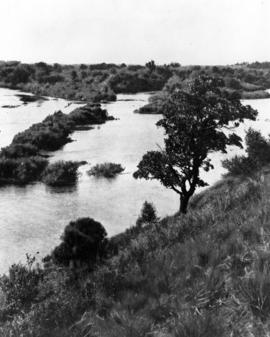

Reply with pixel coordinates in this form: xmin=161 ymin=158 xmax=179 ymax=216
xmin=0 ymin=0 xmax=270 ymax=335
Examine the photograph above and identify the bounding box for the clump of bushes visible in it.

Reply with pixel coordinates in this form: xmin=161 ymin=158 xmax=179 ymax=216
xmin=0 ymin=156 xmax=48 ymax=185
xmin=51 ymin=217 xmax=108 ymax=267
xmin=0 ymin=143 xmax=39 ymax=159
xmin=69 ymin=103 xmax=113 ymax=125
xmin=88 ymin=162 xmax=125 ymax=178
xmin=223 ymin=128 xmax=270 ymax=176
xmin=42 ymin=160 xmax=80 ymax=186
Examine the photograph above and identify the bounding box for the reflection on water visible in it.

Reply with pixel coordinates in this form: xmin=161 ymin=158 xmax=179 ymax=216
xmin=0 ymin=88 xmax=270 ymax=273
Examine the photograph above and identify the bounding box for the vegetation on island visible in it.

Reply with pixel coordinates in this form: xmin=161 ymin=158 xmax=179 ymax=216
xmin=0 ymin=104 xmax=113 ymax=185
xmin=88 ymin=162 xmax=125 ymax=178
xmin=134 ymin=76 xmax=257 ymax=213
xmin=42 ymin=161 xmax=82 ymax=187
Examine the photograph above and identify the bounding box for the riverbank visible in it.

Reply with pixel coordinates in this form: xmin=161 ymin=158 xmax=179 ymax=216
xmin=1 ymin=166 xmax=269 ymax=336
xmin=1 ymin=89 xmax=270 ymax=274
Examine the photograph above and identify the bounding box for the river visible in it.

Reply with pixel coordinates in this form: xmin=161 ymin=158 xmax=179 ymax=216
xmin=0 ymin=88 xmax=269 ymax=273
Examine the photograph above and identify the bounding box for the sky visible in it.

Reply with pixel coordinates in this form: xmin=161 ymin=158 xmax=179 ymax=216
xmin=0 ymin=0 xmax=269 ymax=65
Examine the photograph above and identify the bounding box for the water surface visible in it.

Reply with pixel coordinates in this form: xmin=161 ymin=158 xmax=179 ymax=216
xmin=0 ymin=88 xmax=270 ymax=272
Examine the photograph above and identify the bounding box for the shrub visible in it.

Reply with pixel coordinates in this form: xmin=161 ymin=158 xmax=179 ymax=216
xmin=42 ymin=161 xmax=80 ymax=186
xmin=12 ymin=111 xmax=74 ymax=151
xmin=136 ymin=201 xmax=158 ymax=227
xmin=88 ymin=163 xmax=125 ymax=178
xmin=223 ymin=128 xmax=270 ymax=176
xmin=0 ymin=254 xmax=43 ymax=320
xmin=52 ymin=218 xmax=108 ymax=267
xmin=69 ymin=103 xmax=110 ymax=125
xmin=0 ymin=143 xmax=39 ymax=158
xmin=0 ymin=156 xmax=48 ymax=184
xmin=245 ymin=128 xmax=270 ymax=165
xmin=222 ymin=155 xmax=257 ymax=177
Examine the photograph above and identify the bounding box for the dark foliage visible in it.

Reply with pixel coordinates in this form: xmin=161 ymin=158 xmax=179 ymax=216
xmin=0 ymin=255 xmax=43 ymax=320
xmin=0 ymin=102 xmax=111 ymax=185
xmin=88 ymin=162 xmax=125 ymax=178
xmin=52 ymin=218 xmax=107 ymax=267
xmin=12 ymin=111 xmax=74 ymax=151
xmin=223 ymin=128 xmax=270 ymax=176
xmin=42 ymin=161 xmax=80 ymax=186
xmin=136 ymin=201 xmax=158 ymax=227
xmin=1 ymin=60 xmax=270 ymax=104
xmin=134 ymin=76 xmax=257 ymax=213
xmin=0 ymin=156 xmax=48 ymax=185
xmin=69 ymin=103 xmax=111 ymax=125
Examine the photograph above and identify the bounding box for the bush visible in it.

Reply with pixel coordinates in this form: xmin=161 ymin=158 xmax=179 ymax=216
xmin=0 ymin=143 xmax=39 ymax=159
xmin=0 ymin=254 xmax=43 ymax=320
xmin=42 ymin=161 xmax=80 ymax=186
xmin=0 ymin=156 xmax=48 ymax=184
xmin=136 ymin=201 xmax=157 ymax=227
xmin=12 ymin=111 xmax=74 ymax=151
xmin=222 ymin=128 xmax=270 ymax=176
xmin=246 ymin=128 xmax=270 ymax=165
xmin=222 ymin=155 xmax=257 ymax=177
xmin=69 ymin=103 xmax=110 ymax=125
xmin=88 ymin=163 xmax=125 ymax=178
xmin=52 ymin=218 xmax=108 ymax=267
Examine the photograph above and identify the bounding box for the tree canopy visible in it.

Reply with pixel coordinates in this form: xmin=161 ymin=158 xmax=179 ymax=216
xmin=133 ymin=76 xmax=257 ymax=213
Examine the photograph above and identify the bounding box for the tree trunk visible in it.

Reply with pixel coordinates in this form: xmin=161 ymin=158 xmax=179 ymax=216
xmin=180 ymin=194 xmax=190 ymax=214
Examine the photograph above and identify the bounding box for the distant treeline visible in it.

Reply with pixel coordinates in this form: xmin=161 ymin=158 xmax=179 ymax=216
xmin=1 ymin=60 xmax=270 ymax=102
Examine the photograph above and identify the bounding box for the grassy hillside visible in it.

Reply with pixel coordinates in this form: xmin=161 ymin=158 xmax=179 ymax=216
xmin=1 ymin=166 xmax=270 ymax=336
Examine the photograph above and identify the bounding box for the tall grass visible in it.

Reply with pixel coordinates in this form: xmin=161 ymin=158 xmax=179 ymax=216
xmin=1 ymin=169 xmax=270 ymax=336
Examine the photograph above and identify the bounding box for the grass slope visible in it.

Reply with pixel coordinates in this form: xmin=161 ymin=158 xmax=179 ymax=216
xmin=1 ymin=169 xmax=270 ymax=336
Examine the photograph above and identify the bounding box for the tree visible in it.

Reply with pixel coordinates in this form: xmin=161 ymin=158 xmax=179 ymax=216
xmin=133 ymin=76 xmax=257 ymax=213
xmin=146 ymin=60 xmax=156 ymax=73
xmin=136 ymin=201 xmax=157 ymax=227
xmin=71 ymin=70 xmax=78 ymax=82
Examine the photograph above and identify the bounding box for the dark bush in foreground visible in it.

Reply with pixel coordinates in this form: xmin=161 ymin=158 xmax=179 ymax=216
xmin=42 ymin=160 xmax=80 ymax=186
xmin=88 ymin=162 xmax=125 ymax=178
xmin=52 ymin=217 xmax=107 ymax=267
